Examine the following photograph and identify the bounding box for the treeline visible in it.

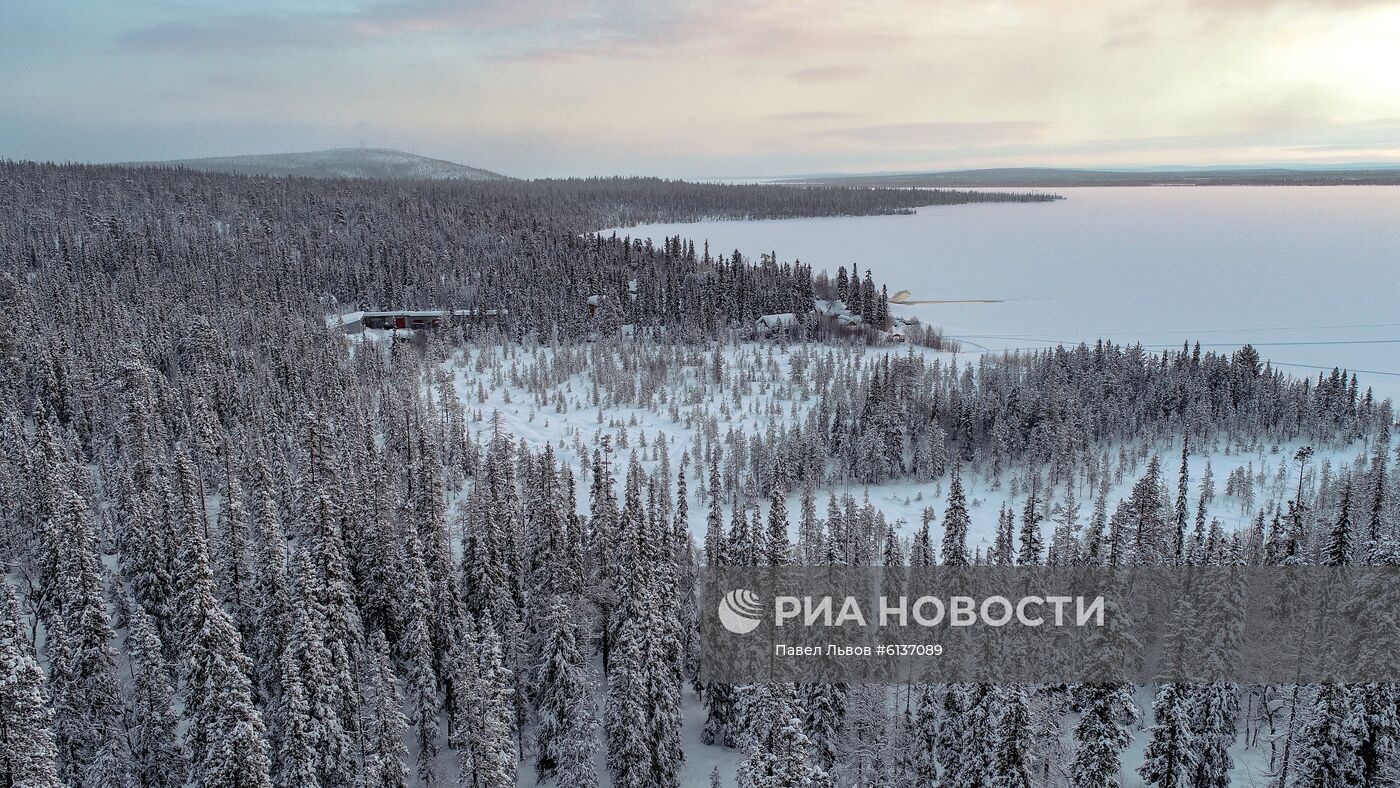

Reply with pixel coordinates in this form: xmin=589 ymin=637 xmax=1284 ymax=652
xmin=0 ymin=161 xmax=993 ymax=342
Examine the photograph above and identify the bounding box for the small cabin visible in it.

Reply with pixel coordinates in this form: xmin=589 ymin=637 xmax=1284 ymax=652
xmin=755 ymin=312 xmax=800 ymax=337
xmin=329 ymin=308 xmax=506 ymax=333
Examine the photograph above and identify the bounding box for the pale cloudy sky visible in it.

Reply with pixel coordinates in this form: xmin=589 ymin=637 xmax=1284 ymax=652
xmin=3 ymin=0 xmax=1400 ymax=177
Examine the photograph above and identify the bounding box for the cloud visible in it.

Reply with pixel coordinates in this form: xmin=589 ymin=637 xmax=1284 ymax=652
xmin=767 ymin=111 xmax=856 ymax=122
xmin=121 ymin=0 xmax=586 ymax=54
xmin=817 ymin=121 xmax=1052 ymax=148
xmin=788 ymin=65 xmax=868 ymax=82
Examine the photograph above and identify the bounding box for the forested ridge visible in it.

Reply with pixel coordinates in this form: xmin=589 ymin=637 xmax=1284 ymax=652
xmin=0 ymin=160 xmax=1395 ymax=787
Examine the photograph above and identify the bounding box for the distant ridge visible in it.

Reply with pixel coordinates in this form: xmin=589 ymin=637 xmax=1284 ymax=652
xmin=128 ymin=147 xmax=510 ymax=181
xmin=784 ymin=166 xmax=1400 ymax=187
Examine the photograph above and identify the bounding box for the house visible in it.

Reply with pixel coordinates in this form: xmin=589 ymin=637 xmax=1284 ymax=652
xmin=329 ymin=308 xmax=506 ymax=332
xmin=755 ymin=312 xmax=801 ymax=337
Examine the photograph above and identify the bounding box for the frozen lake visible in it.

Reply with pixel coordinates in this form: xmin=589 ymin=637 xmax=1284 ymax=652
xmin=613 ymin=186 xmax=1400 ymax=400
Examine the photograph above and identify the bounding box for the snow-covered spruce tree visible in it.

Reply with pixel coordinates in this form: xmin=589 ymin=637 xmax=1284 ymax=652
xmin=1174 ymin=444 xmax=1190 ymax=566
xmin=803 ymin=681 xmax=847 ymax=775
xmin=643 ymin=621 xmax=686 ymax=788
xmin=249 ymin=458 xmax=294 ymax=709
xmin=272 ymin=647 xmax=318 ymax=788
xmin=283 ymin=550 xmax=357 ymax=786
xmin=1070 ymin=575 xmax=1139 ymax=788
xmin=1293 ymin=682 xmax=1364 ymax=787
xmin=1 ymin=581 xmax=63 ymax=788
xmin=907 ymin=684 xmax=939 ymax=784
xmin=840 ymin=682 xmax=892 ymax=784
xmin=1128 ymin=456 xmax=1168 ymax=565
xmin=1071 ymin=683 xmax=1137 ymax=788
xmin=298 ymin=421 xmax=366 ymax=763
xmin=1187 ymin=683 xmax=1236 ymax=788
xmin=605 ymin=559 xmax=684 ymax=788
xmin=178 ymin=481 xmax=273 ymax=788
xmin=606 ymin=620 xmax=652 ymax=788
xmin=216 ymin=472 xmax=257 ymax=648
xmin=46 ymin=488 xmax=131 ymax=787
xmin=362 ymin=631 xmax=410 ymax=788
xmin=124 ymin=594 xmax=189 ymax=788
xmin=1017 ymin=475 xmax=1045 ymax=566
xmin=399 ymin=521 xmax=440 ymax=787
xmin=1138 ymin=682 xmax=1194 ymax=788
xmin=534 ymin=599 xmax=596 ymax=783
xmin=990 ymin=685 xmax=1034 ymax=788
xmin=735 ymin=683 xmax=833 ymax=788
xmin=457 ymin=613 xmax=517 ymax=788
xmin=941 ymin=467 xmax=971 ymax=567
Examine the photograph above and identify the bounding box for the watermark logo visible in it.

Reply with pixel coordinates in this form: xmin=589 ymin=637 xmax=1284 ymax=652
xmin=718 ymin=588 xmax=764 ymax=634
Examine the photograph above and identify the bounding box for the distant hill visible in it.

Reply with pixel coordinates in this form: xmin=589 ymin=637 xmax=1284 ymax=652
xmin=784 ymin=166 xmax=1400 ymax=187
xmin=129 ymin=147 xmax=510 ymax=181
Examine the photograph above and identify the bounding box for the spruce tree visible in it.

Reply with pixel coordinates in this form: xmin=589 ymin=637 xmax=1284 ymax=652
xmin=363 ymin=631 xmax=410 ymax=788
xmin=180 ymin=490 xmax=273 ymax=788
xmin=1294 ymin=683 xmax=1363 ymax=788
xmin=534 ymin=600 xmax=596 ymax=783
xmin=941 ymin=468 xmax=971 ymax=567
xmin=990 ymin=686 xmax=1034 ymax=788
xmin=1138 ymin=682 xmax=1193 ymax=788
xmin=0 ymin=582 xmax=63 ymax=788
xmin=125 ymin=596 xmax=189 ymax=788
xmin=46 ymin=489 xmax=131 ymax=787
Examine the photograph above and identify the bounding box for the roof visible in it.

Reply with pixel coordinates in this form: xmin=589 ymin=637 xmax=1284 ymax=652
xmin=757 ymin=313 xmax=800 ymax=327
xmin=360 ymin=308 xmax=505 ymax=318
xmin=327 ymin=308 xmax=507 ymax=328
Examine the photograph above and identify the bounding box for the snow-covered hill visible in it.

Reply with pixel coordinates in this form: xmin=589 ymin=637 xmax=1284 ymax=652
xmin=130 ymin=147 xmax=510 ymax=181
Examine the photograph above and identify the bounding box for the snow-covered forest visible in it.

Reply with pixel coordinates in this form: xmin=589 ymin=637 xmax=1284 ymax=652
xmin=1 ymin=160 xmax=1396 ymax=787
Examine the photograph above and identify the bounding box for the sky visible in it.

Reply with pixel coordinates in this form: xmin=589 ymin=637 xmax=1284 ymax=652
xmin=3 ymin=0 xmax=1400 ymax=178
